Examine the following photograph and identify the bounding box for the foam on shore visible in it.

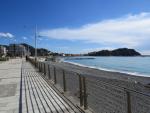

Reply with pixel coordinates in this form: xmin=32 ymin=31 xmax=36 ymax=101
xmin=64 ymin=60 xmax=150 ymax=77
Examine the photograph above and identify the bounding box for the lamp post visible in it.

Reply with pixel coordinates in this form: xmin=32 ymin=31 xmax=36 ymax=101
xmin=35 ymin=25 xmax=37 ymax=61
xmin=34 ymin=26 xmax=45 ymax=64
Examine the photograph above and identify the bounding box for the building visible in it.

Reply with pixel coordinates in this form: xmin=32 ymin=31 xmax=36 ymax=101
xmin=8 ymin=44 xmax=27 ymax=57
xmin=0 ymin=46 xmax=7 ymax=57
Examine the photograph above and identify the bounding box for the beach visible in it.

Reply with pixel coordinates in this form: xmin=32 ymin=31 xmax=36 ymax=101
xmin=43 ymin=60 xmax=150 ymax=113
xmin=64 ymin=56 xmax=150 ymax=77
xmin=48 ymin=60 xmax=150 ymax=85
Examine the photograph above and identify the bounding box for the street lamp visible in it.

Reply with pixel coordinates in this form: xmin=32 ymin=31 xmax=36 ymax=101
xmin=35 ymin=25 xmax=37 ymax=61
xmin=34 ymin=26 xmax=44 ymax=62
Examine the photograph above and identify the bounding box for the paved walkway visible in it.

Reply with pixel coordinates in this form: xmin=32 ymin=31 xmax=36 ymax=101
xmin=0 ymin=59 xmax=83 ymax=113
xmin=0 ymin=59 xmax=22 ymax=113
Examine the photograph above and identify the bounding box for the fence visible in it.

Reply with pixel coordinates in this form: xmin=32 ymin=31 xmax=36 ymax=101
xmin=27 ymin=57 xmax=150 ymax=113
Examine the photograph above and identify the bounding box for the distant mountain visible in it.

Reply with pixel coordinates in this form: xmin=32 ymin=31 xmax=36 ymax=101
xmin=21 ymin=43 xmax=52 ymax=56
xmin=20 ymin=43 xmax=35 ymax=56
xmin=0 ymin=44 xmax=9 ymax=50
xmin=87 ymin=48 xmax=141 ymax=56
xmin=21 ymin=43 xmax=63 ymax=56
xmin=0 ymin=43 xmax=62 ymax=56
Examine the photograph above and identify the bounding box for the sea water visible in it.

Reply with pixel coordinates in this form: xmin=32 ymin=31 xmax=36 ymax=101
xmin=64 ymin=56 xmax=150 ymax=77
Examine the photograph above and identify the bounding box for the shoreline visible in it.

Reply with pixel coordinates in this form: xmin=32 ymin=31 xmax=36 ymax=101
xmin=46 ymin=60 xmax=150 ymax=85
xmin=64 ymin=60 xmax=150 ymax=77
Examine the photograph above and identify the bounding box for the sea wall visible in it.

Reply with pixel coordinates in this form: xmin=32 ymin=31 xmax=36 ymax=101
xmin=28 ymin=58 xmax=150 ymax=113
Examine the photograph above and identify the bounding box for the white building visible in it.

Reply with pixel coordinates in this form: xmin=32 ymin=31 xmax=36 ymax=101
xmin=0 ymin=46 xmax=7 ymax=57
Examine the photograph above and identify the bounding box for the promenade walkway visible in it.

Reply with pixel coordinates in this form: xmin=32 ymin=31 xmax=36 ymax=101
xmin=0 ymin=59 xmax=83 ymax=113
xmin=0 ymin=59 xmax=22 ymax=113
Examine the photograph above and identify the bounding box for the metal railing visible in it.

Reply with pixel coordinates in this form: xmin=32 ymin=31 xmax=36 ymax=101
xmin=27 ymin=57 xmax=150 ymax=113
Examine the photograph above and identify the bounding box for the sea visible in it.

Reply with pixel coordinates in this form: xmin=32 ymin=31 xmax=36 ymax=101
xmin=64 ymin=56 xmax=150 ymax=77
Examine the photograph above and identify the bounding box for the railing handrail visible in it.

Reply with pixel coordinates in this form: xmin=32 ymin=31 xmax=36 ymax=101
xmin=39 ymin=61 xmax=150 ymax=98
xmin=27 ymin=57 xmax=150 ymax=113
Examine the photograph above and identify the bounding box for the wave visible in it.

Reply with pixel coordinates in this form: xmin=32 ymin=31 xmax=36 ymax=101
xmin=64 ymin=61 xmax=150 ymax=77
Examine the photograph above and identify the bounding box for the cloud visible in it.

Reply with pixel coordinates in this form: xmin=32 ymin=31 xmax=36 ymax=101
xmin=38 ymin=38 xmax=43 ymax=41
xmin=0 ymin=32 xmax=14 ymax=38
xmin=40 ymin=12 xmax=150 ymax=50
xmin=22 ymin=36 xmax=27 ymax=40
xmin=141 ymin=50 xmax=150 ymax=55
xmin=81 ymin=47 xmax=116 ymax=53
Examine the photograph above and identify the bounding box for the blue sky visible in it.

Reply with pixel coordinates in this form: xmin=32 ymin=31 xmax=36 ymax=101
xmin=0 ymin=0 xmax=150 ymax=54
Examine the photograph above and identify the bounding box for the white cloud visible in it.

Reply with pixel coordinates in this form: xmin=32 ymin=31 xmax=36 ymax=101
xmin=141 ymin=50 xmax=150 ymax=55
xmin=22 ymin=36 xmax=27 ymax=40
xmin=81 ymin=47 xmax=116 ymax=53
xmin=40 ymin=12 xmax=150 ymax=49
xmin=38 ymin=38 xmax=43 ymax=41
xmin=0 ymin=32 xmax=14 ymax=38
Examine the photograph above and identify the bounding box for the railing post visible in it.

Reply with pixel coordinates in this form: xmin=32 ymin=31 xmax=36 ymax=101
xmin=83 ymin=77 xmax=88 ymax=110
xmin=39 ymin=62 xmax=41 ymax=72
xmin=54 ymin=66 xmax=57 ymax=84
xmin=44 ymin=63 xmax=46 ymax=76
xmin=36 ymin=62 xmax=38 ymax=68
xmin=42 ymin=62 xmax=44 ymax=73
xmin=79 ymin=74 xmax=83 ymax=107
xmin=126 ymin=90 xmax=132 ymax=113
xmin=41 ymin=62 xmax=43 ymax=72
xmin=40 ymin=62 xmax=41 ymax=72
xmin=38 ymin=62 xmax=39 ymax=68
xmin=48 ymin=64 xmax=51 ymax=79
xmin=34 ymin=59 xmax=36 ymax=67
xmin=38 ymin=62 xmax=39 ymax=69
xmin=63 ymin=70 xmax=66 ymax=92
xmin=45 ymin=63 xmax=47 ymax=76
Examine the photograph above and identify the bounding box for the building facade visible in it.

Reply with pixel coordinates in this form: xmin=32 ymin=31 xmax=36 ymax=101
xmin=0 ymin=46 xmax=7 ymax=57
xmin=8 ymin=44 xmax=27 ymax=57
